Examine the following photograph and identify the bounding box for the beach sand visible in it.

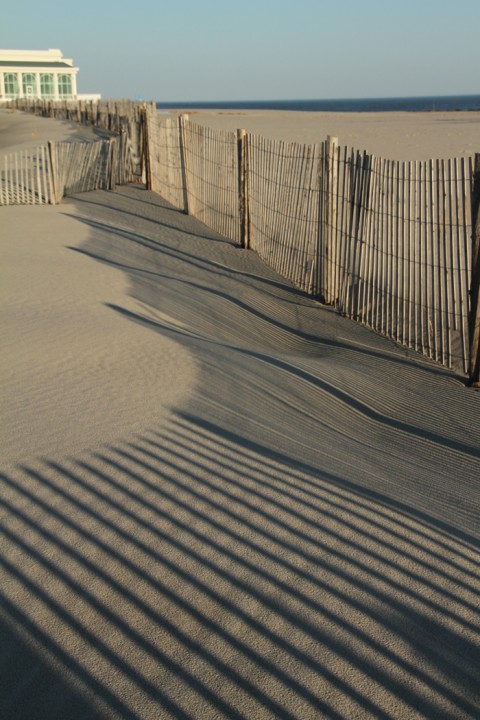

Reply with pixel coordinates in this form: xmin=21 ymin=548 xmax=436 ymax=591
xmin=1 ymin=111 xmax=480 ymax=719
xmin=0 ymin=107 xmax=112 ymax=153
xmin=164 ymin=108 xmax=480 ymax=160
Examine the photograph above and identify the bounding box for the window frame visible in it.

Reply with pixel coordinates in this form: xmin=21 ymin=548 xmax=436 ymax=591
xmin=57 ymin=73 xmax=73 ymax=97
xmin=4 ymin=73 xmax=19 ymax=97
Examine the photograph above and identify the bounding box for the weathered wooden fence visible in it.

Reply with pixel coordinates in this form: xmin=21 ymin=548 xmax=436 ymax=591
xmin=322 ymin=146 xmax=473 ymax=374
xmin=247 ymin=135 xmax=322 ymax=294
xmin=146 ymin=114 xmax=185 ymax=208
xmin=7 ymin=98 xmax=148 ymax=179
xmin=0 ymin=145 xmax=53 ymax=205
xmin=2 ymin=103 xmax=478 ymax=382
xmin=146 ymin=113 xmax=478 ymax=378
xmin=182 ymin=119 xmax=241 ymax=244
xmin=470 ymin=155 xmax=480 ymax=386
xmin=0 ymin=133 xmax=135 ymax=206
xmin=146 ymin=113 xmax=241 ymax=245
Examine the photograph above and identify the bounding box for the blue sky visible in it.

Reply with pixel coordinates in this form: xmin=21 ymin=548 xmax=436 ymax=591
xmin=2 ymin=0 xmax=479 ymax=101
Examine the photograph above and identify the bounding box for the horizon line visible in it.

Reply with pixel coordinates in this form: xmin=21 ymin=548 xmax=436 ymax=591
xmin=153 ymin=92 xmax=480 ymax=105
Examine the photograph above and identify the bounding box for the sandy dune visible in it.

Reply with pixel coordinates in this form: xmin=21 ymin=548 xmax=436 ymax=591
xmin=1 ymin=111 xmax=480 ymax=719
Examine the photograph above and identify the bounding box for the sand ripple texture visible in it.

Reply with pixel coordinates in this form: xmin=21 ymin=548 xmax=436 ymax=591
xmin=0 ymin=206 xmax=196 ymax=461
xmin=1 ymin=185 xmax=480 ymax=720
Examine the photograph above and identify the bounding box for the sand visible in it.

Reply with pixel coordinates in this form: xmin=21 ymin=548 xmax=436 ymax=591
xmin=164 ymin=108 xmax=480 ymax=160
xmin=1 ymin=110 xmax=480 ymax=719
xmin=0 ymin=107 xmax=112 ymax=153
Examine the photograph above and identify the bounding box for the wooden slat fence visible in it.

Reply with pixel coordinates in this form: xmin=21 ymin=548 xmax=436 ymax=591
xmin=8 ymin=98 xmax=147 ymax=181
xmin=247 ymin=135 xmax=321 ymax=294
xmin=147 ymin=115 xmax=241 ymax=243
xmin=181 ymin=120 xmax=241 ymax=244
xmin=52 ymin=140 xmax=111 ymax=198
xmin=0 ymin=135 xmax=136 ymax=206
xmin=146 ymin=114 xmax=185 ymax=209
xmin=4 ymin=105 xmax=476 ymax=378
xmin=145 ymin=114 xmax=476 ymax=374
xmin=0 ymin=145 xmax=53 ymax=205
xmin=470 ymin=156 xmax=480 ymax=386
xmin=322 ymin=147 xmax=472 ymax=373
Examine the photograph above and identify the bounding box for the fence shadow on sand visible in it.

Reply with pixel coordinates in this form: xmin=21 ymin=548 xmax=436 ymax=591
xmin=2 ymin=184 xmax=480 ymax=718
xmin=1 ymin=408 xmax=480 ymax=718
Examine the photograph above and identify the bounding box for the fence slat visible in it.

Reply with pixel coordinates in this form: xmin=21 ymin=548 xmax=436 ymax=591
xmin=468 ymin=154 xmax=480 ymax=386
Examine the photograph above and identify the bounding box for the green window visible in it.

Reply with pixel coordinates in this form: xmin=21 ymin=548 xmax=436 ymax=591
xmin=4 ymin=73 xmax=19 ymax=97
xmin=57 ymin=74 xmax=72 ymax=97
xmin=22 ymin=73 xmax=36 ymax=96
xmin=40 ymin=73 xmax=55 ymax=98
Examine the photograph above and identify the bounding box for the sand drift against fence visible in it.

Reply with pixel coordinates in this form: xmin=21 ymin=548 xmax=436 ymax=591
xmin=1 ymin=180 xmax=479 ymax=718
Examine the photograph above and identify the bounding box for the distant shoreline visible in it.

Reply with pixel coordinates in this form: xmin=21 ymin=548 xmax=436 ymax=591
xmin=156 ymin=94 xmax=480 ymax=113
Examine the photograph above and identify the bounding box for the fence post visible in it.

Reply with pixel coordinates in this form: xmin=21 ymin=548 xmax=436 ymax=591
xmin=47 ymin=141 xmax=58 ymax=205
xmin=468 ymin=153 xmax=480 ymax=387
xmin=142 ymin=105 xmax=152 ymax=189
xmin=237 ymin=129 xmax=250 ymax=249
xmin=178 ymin=114 xmax=190 ymax=214
xmin=108 ymin=137 xmax=117 ymax=191
xmin=322 ymin=135 xmax=338 ymax=303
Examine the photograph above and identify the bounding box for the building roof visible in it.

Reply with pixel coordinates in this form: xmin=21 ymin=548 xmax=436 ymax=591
xmin=0 ymin=61 xmax=74 ymax=68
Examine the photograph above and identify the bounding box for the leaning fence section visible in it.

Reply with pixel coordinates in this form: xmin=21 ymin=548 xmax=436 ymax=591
xmin=324 ymin=150 xmax=473 ymax=372
xmin=181 ymin=120 xmax=241 ymax=244
xmin=146 ymin=113 xmax=185 ymax=209
xmin=145 ymin=114 xmax=476 ymax=375
xmin=0 ymin=136 xmax=134 ymax=206
xmin=52 ymin=140 xmax=111 ymax=198
xmin=247 ymin=135 xmax=322 ymax=294
xmin=0 ymin=145 xmax=53 ymax=206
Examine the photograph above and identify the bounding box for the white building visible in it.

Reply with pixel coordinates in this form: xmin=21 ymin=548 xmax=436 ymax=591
xmin=0 ymin=49 xmax=100 ymax=102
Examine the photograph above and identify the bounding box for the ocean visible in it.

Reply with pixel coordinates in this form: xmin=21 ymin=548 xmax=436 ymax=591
xmin=156 ymin=95 xmax=480 ymax=113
